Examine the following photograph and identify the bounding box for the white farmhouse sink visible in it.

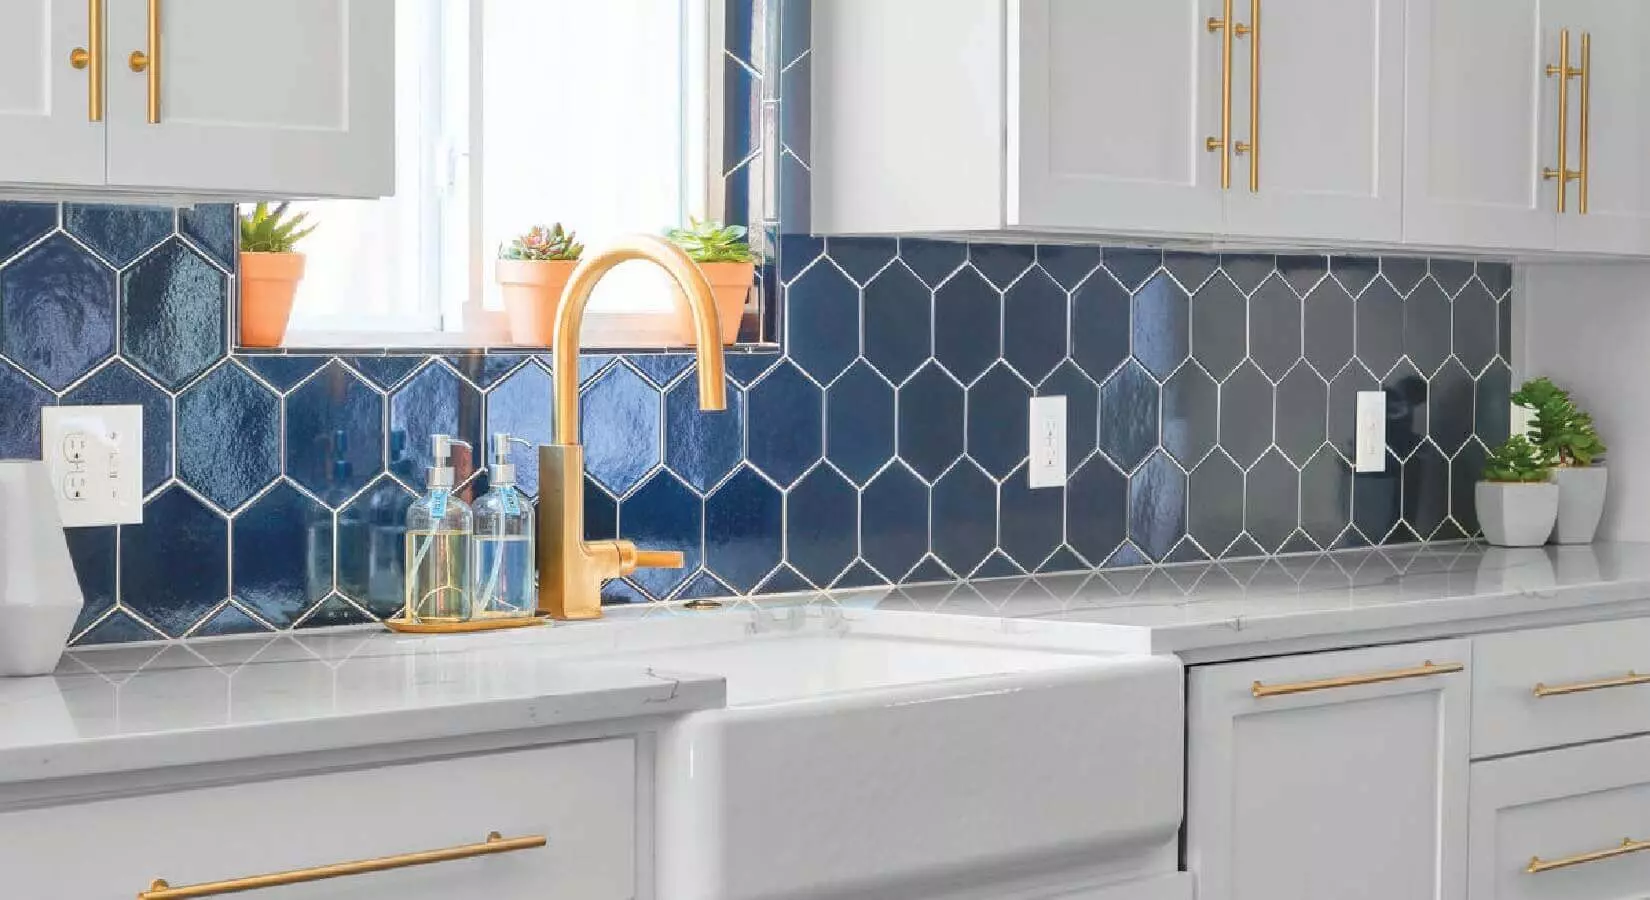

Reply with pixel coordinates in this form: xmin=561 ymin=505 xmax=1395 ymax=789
xmin=596 ymin=606 xmax=1186 ymax=900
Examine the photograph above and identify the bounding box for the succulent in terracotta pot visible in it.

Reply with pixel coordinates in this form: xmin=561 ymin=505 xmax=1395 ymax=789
xmin=1476 ymin=435 xmax=1557 ymax=548
xmin=238 ymin=203 xmax=316 ymax=348
xmin=666 ymin=218 xmax=757 ymax=345
xmin=496 ymin=224 xmax=584 ymax=346
xmin=1512 ymin=376 xmax=1608 ymax=544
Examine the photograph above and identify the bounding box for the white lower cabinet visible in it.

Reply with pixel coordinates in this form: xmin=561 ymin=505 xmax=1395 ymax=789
xmin=0 ymin=738 xmax=636 ymax=900
xmin=1186 ymin=640 xmax=1471 ymax=900
xmin=1468 ymin=732 xmax=1650 ymax=900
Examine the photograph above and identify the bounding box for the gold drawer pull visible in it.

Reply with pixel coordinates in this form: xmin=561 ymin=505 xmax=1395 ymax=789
xmin=139 ymin=832 xmax=547 ymax=898
xmin=1529 ymin=837 xmax=1650 ymax=874
xmin=1252 ymin=660 xmax=1463 ymax=698
xmin=128 ymin=0 xmax=160 ymax=123
xmin=1534 ymin=670 xmax=1650 ymax=698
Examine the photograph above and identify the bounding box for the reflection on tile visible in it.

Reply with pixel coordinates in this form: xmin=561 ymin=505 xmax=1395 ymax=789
xmin=337 ymin=476 xmax=416 ymax=618
xmin=121 ymin=487 xmax=227 ymax=637
xmin=177 ymin=363 xmax=280 ymax=510
xmin=1133 ymin=272 xmax=1190 ymax=380
xmin=667 ymin=372 xmax=745 ymax=494
xmin=485 ymin=361 xmax=554 ymax=496
xmin=121 ymin=239 xmax=226 ymax=389
xmin=73 ymin=609 xmax=162 ymax=645
xmin=63 ymin=362 xmax=172 ymax=492
xmin=1475 ymin=361 xmax=1512 ymax=445
xmin=390 ymin=362 xmax=483 ymax=474
xmin=285 ymin=362 xmax=383 ymax=506
xmin=787 ymin=465 xmax=857 ymax=585
xmin=1383 ymin=360 xmax=1429 ymax=460
xmin=705 ymin=466 xmax=783 ymax=591
xmin=581 ymin=362 xmax=662 ymax=496
xmin=861 ymin=462 xmax=928 ymax=580
xmin=1404 ymin=441 xmax=1450 ymax=538
xmin=1129 ymin=451 xmax=1186 ymax=561
xmin=1428 ymin=359 xmax=1474 ymax=453
xmin=1162 ymin=364 xmax=1218 ymax=467
xmin=1300 ymin=448 xmax=1352 ymax=547
xmin=65 ymin=204 xmax=172 ymax=267
xmin=233 ymin=481 xmax=330 ymax=628
xmin=1099 ymin=361 xmax=1159 ymax=472
xmin=1451 ymin=441 xmax=1487 ymax=535
xmin=64 ymin=526 xmax=117 ymax=636
xmin=1353 ymin=464 xmax=1402 ymax=543
xmin=0 ymin=235 xmax=116 ymax=388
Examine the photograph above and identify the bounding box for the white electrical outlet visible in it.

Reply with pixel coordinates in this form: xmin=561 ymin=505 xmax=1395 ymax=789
xmin=42 ymin=405 xmax=143 ymax=527
xmin=1355 ymin=391 xmax=1387 ymax=474
xmin=1028 ymin=396 xmax=1067 ymax=488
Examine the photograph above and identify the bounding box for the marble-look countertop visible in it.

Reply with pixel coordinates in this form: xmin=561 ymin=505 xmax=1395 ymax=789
xmin=0 ymin=625 xmax=724 ymax=787
xmin=841 ymin=541 xmax=1650 ymax=662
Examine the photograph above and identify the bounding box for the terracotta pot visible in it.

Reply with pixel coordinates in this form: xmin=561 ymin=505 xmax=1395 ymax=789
xmin=238 ymin=252 xmax=306 ymax=348
xmin=673 ymin=261 xmax=755 ymax=345
xmin=497 ymin=259 xmax=578 ymax=346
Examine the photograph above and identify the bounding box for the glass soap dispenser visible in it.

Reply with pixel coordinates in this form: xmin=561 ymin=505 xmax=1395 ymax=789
xmin=405 ymin=434 xmax=473 ymax=624
xmin=472 ymin=433 xmax=537 ymax=619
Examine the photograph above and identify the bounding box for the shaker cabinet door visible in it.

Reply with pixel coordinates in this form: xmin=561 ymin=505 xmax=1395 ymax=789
xmin=0 ymin=0 xmax=106 ymax=188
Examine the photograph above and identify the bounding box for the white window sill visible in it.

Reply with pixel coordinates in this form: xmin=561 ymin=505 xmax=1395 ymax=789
xmin=250 ymin=314 xmax=770 ymax=354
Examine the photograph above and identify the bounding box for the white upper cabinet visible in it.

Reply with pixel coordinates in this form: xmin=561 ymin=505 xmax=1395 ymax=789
xmin=1223 ymin=0 xmax=1405 ymax=243
xmin=1403 ymin=0 xmax=1557 ymax=251
xmin=105 ymin=0 xmax=394 ymax=198
xmin=1011 ymin=0 xmax=1225 ymax=235
xmin=0 ymin=0 xmax=106 ymax=188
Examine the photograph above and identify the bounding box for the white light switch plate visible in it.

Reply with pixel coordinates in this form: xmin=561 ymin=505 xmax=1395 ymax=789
xmin=1029 ymin=396 xmax=1067 ymax=488
xmin=42 ymin=405 xmax=143 ymax=527
xmin=1355 ymin=391 xmax=1386 ymax=474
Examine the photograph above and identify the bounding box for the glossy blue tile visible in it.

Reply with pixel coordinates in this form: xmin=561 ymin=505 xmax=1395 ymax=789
xmin=1003 ymin=267 xmax=1067 ymax=383
xmin=787 ymin=465 xmax=857 ymax=585
xmin=1220 ymin=254 xmax=1275 ymax=294
xmin=1071 ymin=270 xmax=1130 ymax=383
xmin=1219 ymin=362 xmax=1272 ymax=468
xmin=1162 ymin=363 xmax=1218 ymax=468
xmin=1191 ymin=274 xmax=1247 ymax=379
xmin=622 ymin=471 xmax=703 ymax=598
xmin=485 ymin=361 xmax=554 ymax=496
xmin=243 ymin=355 xmax=326 ymax=392
xmin=1276 ymin=255 xmax=1327 ymax=296
xmin=757 ymin=563 xmax=812 ymax=595
xmin=1403 ymin=441 xmax=1450 ymax=538
xmin=1101 ymin=249 xmax=1161 ymax=292
xmin=1475 ymin=361 xmax=1512 ymax=445
xmin=1300 ymin=448 xmax=1352 ymax=547
xmin=1099 ymin=361 xmax=1159 ymax=473
xmin=723 ymin=57 xmax=757 ymax=180
xmin=861 ymin=462 xmax=928 ymax=580
xmin=1164 ymin=252 xmax=1219 ymax=292
xmin=897 ymin=362 xmax=965 ymax=483
xmin=705 ymin=466 xmax=783 ymax=591
xmin=1404 ymin=279 xmax=1452 ymax=375
xmin=933 ymin=266 xmax=1000 ymax=385
xmin=177 ymin=363 xmax=279 ymax=510
xmin=628 ymin=354 xmax=695 ymax=388
xmin=192 ymin=604 xmax=271 ymax=637
xmin=1381 ymin=257 xmax=1428 ymax=296
xmin=1104 ymin=543 xmax=1149 ymax=568
xmin=0 ymin=234 xmax=116 ymax=388
xmin=746 ymin=361 xmax=821 ymax=488
xmin=1498 ymin=298 xmax=1512 ymax=362
xmin=73 ymin=609 xmax=162 ymax=645
xmin=391 ymin=362 xmax=483 ymax=475
xmin=1478 ymin=262 xmax=1512 ymax=297
xmin=862 ymin=261 xmax=930 ymax=385
xmin=1000 ymin=469 xmax=1062 ymax=570
xmin=0 ymin=360 xmax=50 ymax=458
xmin=1245 ymin=450 xmax=1298 ymax=552
xmin=786 ymin=257 xmax=859 ymax=382
xmin=296 ymin=595 xmax=375 ymax=629
xmin=1038 ymin=546 xmax=1086 ymax=574
xmin=1453 ymin=280 xmax=1498 ymax=375
xmin=64 ymin=526 xmax=116 ymax=636
xmin=666 ymin=371 xmax=744 ymax=494
xmin=779 ymin=234 xmax=825 ymax=283
xmin=64 ymin=362 xmax=172 ymax=492
xmin=1304 ymin=278 xmax=1355 ymax=377
xmin=825 ymin=361 xmax=894 ymax=486
xmin=1129 ymin=451 xmax=1187 ymax=562
xmin=726 ymin=0 xmax=756 ymax=68
xmin=122 ymin=239 xmax=226 ymax=389
xmin=1249 ymin=275 xmax=1302 ymax=380
xmin=65 ymin=204 xmax=172 ymax=267
xmin=677 ymin=570 xmax=737 ymax=602
xmin=178 ymin=204 xmax=237 ymax=270
xmin=336 ymin=475 xmax=416 ymax=618
xmin=581 ymin=362 xmax=663 ymax=496
xmin=585 ymin=478 xmax=617 ymax=540
xmin=1037 ymin=245 xmax=1100 ymax=289
xmin=285 ymin=362 xmax=383 ymax=506
xmin=1451 ymin=441 xmax=1487 ymax=535
xmin=974 ymin=552 xmax=1024 ymax=579
xmin=903 ymin=556 xmax=953 ymax=584
xmin=833 ymin=560 xmax=888 ymax=589
xmin=1352 ymin=461 xmax=1402 ymax=542
xmin=826 ymin=237 xmax=895 ymax=285
xmin=781 ymin=0 xmax=811 ymax=65
xmin=1383 ymin=360 xmax=1429 ymax=459
xmin=970 ymin=244 xmax=1034 ymax=290
xmin=0 ymin=201 xmax=55 ymax=262
xmin=445 ymin=351 xmax=528 ymax=389
xmin=1276 ymin=366 xmax=1328 ymax=466
xmin=900 ymin=238 xmax=967 ymax=287
xmin=121 ymin=486 xmax=227 ymax=637
xmin=932 ymin=460 xmax=996 ymax=576
xmin=1330 ymin=256 xmax=1380 ymax=295
xmin=1037 ymin=361 xmax=1099 ymax=469
xmin=1133 ymin=272 xmax=1191 ymax=380
xmin=1430 ymin=259 xmax=1474 ymax=295
xmin=781 ymin=54 xmax=811 ymax=167
xmin=1188 ymin=451 xmax=1244 ymax=555
xmin=1429 ymin=359 xmax=1474 ymax=454
xmin=233 ymin=481 xmax=331 ymax=628
xmin=1356 ymin=278 xmax=1404 ymax=377
xmin=968 ymin=363 xmax=1031 ymax=479
xmin=347 ymin=355 xmax=424 ymax=391
xmin=725 ymin=351 xmax=781 ymax=387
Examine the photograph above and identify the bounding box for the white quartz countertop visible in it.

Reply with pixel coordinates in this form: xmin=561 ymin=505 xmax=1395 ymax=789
xmin=0 ymin=626 xmax=724 ymax=787
xmin=842 ymin=542 xmax=1650 ymax=662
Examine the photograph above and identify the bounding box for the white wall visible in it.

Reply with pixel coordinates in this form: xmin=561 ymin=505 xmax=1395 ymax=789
xmin=1521 ymin=262 xmax=1650 ymax=540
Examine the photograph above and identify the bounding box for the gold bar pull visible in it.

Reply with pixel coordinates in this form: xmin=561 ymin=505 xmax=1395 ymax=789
xmin=1533 ymin=670 xmax=1650 ymax=698
xmin=1234 ymin=0 xmax=1259 ymax=191
xmin=139 ymin=832 xmax=547 ymax=898
xmin=1577 ymin=32 xmax=1591 ymax=214
xmin=70 ymin=0 xmax=103 ymax=121
xmin=1542 ymin=29 xmax=1581 ymax=212
xmin=1528 ymin=837 xmax=1650 ymax=875
xmin=128 ymin=0 xmax=160 ymax=123
xmin=1252 ymin=660 xmax=1464 ymax=698
xmin=1206 ymin=0 xmax=1238 ymax=190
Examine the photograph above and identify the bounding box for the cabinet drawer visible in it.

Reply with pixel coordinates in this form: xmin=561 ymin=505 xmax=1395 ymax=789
xmin=0 ymin=738 xmax=635 ymax=900
xmin=1472 ymin=618 xmax=1650 ymax=757
xmin=1469 ymin=733 xmax=1650 ymax=900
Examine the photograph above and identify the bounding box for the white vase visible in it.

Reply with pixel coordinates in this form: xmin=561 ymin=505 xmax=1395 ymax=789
xmin=1476 ymin=481 xmax=1559 ymax=548
xmin=0 ymin=461 xmax=85 ymax=676
xmin=1549 ymin=465 xmax=1607 ymax=544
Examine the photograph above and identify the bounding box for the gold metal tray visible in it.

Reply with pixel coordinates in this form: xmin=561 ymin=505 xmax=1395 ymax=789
xmin=383 ymin=614 xmax=547 ymax=635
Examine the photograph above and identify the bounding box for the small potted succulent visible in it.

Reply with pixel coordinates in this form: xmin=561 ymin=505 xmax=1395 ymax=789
xmin=497 ymin=224 xmax=584 ymax=346
xmin=1512 ymin=377 xmax=1608 ymax=544
xmin=665 ymin=218 xmax=757 ymax=345
xmin=239 ymin=202 xmax=316 ymax=347
xmin=1476 ymin=435 xmax=1558 ymax=547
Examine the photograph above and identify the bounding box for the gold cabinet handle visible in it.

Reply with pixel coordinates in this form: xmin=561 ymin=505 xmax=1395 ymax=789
xmin=1205 ymin=0 xmax=1248 ymax=190
xmin=128 ymin=0 xmax=160 ymax=123
xmin=1577 ymin=32 xmax=1591 ymax=214
xmin=1533 ymin=670 xmax=1650 ymax=698
xmin=1237 ymin=0 xmax=1260 ymax=191
xmin=138 ymin=832 xmax=547 ymax=898
xmin=1252 ymin=660 xmax=1463 ymax=698
xmin=70 ymin=0 xmax=103 ymax=121
xmin=1529 ymin=838 xmax=1650 ymax=875
xmin=1542 ymin=28 xmax=1582 ymax=212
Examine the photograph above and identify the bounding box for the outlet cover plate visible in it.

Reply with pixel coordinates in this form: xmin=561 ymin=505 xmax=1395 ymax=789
xmin=42 ymin=405 xmax=144 ymax=527
xmin=1029 ymin=395 xmax=1067 ymax=488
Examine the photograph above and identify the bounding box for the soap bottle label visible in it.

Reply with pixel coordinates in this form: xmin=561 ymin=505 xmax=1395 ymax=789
xmin=430 ymin=488 xmax=451 ymax=519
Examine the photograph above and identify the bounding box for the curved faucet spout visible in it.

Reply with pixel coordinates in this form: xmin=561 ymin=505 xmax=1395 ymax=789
xmin=551 ymin=234 xmax=728 ymax=445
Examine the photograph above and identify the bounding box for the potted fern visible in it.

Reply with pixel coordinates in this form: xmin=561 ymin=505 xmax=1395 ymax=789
xmin=1476 ymin=435 xmax=1558 ymax=547
xmin=239 ymin=203 xmax=316 ymax=347
xmin=497 ymin=224 xmax=584 ymax=345
xmin=1512 ymin=376 xmax=1608 ymax=543
xmin=666 ymin=218 xmax=757 ymax=345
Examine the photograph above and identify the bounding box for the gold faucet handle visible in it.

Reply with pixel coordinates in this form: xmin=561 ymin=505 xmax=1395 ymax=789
xmin=633 ymin=550 xmax=685 ymax=570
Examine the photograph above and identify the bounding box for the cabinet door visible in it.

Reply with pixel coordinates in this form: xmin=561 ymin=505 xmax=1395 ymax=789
xmin=1010 ymin=0 xmax=1226 ymax=236
xmin=1403 ymin=0 xmax=1557 ymax=251
xmin=104 ymin=0 xmax=394 ymax=198
xmin=1223 ymin=0 xmax=1404 ymax=242
xmin=1187 ymin=641 xmax=1471 ymax=900
xmin=0 ymin=0 xmax=105 ymax=187
xmin=1552 ymin=1 xmax=1650 ymax=255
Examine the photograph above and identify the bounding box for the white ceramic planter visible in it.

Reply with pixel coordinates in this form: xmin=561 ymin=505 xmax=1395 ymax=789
xmin=1476 ymin=481 xmax=1559 ymax=548
xmin=1549 ymin=465 xmax=1607 ymax=544
xmin=0 ymin=461 xmax=85 ymax=676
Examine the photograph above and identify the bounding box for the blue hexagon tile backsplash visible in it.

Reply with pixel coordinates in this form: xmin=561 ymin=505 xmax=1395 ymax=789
xmin=0 ymin=0 xmax=1514 ymax=644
